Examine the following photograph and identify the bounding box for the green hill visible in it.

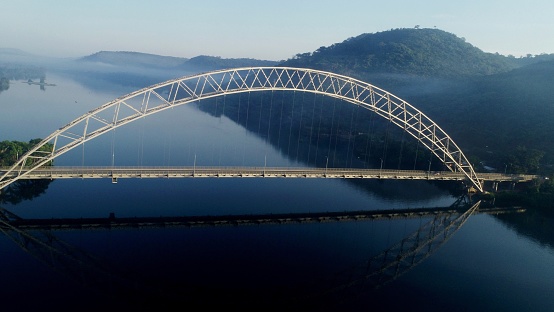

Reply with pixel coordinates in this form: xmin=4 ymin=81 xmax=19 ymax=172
xmin=283 ymin=28 xmax=517 ymax=80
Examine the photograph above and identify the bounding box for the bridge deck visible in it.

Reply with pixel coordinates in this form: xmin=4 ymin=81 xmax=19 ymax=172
xmin=0 ymin=166 xmax=538 ymax=182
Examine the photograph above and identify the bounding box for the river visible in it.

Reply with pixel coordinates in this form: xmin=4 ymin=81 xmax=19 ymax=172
xmin=1 ymin=72 xmax=554 ymax=311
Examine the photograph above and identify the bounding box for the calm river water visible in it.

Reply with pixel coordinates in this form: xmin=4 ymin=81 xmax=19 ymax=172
xmin=1 ymin=72 xmax=554 ymax=311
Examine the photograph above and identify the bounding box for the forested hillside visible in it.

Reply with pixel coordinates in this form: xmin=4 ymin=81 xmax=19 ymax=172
xmin=279 ymin=28 xmax=554 ymax=172
xmin=412 ymin=60 xmax=554 ymax=163
xmin=284 ymin=28 xmax=517 ymax=80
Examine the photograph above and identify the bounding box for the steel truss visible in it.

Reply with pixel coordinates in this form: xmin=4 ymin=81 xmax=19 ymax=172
xmin=0 ymin=67 xmax=482 ymax=191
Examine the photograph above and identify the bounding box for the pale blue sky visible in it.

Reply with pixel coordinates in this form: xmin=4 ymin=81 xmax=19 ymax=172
xmin=2 ymin=0 xmax=552 ymax=60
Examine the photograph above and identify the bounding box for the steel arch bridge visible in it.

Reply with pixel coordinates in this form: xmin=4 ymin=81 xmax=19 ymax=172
xmin=0 ymin=67 xmax=483 ymax=192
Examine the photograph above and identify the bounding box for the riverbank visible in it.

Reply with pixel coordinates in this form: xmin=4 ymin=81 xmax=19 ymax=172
xmin=24 ymin=80 xmax=56 ymax=87
xmin=488 ymin=191 xmax=554 ymax=212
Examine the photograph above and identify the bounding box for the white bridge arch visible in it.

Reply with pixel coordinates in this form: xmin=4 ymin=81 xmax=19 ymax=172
xmin=0 ymin=67 xmax=483 ymax=192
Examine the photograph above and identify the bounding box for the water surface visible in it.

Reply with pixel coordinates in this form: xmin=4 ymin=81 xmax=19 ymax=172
xmin=1 ymin=73 xmax=553 ymax=311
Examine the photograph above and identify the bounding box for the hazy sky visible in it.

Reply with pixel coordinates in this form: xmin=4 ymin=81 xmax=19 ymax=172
xmin=2 ymin=0 xmax=553 ymax=60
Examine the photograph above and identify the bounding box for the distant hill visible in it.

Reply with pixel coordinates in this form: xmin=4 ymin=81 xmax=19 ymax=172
xmin=79 ymin=51 xmax=189 ymax=68
xmin=79 ymin=51 xmax=278 ymax=71
xmin=0 ymin=48 xmax=33 ymax=56
xmin=0 ymin=48 xmax=57 ymax=67
xmin=184 ymin=55 xmax=278 ymax=71
xmin=282 ymin=28 xmax=520 ymax=80
xmin=71 ymin=51 xmax=278 ymax=90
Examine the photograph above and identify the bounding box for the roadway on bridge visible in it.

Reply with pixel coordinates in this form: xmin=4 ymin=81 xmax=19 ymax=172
xmin=0 ymin=166 xmax=538 ymax=183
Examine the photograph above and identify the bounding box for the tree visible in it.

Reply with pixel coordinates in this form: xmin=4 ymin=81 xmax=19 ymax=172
xmin=505 ymin=146 xmax=544 ymax=174
xmin=0 ymin=77 xmax=9 ymax=92
xmin=0 ymin=139 xmax=53 ymax=166
xmin=0 ymin=141 xmax=24 ymax=166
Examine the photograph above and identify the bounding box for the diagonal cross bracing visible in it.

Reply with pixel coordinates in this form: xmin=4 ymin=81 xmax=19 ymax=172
xmin=0 ymin=67 xmax=482 ymax=192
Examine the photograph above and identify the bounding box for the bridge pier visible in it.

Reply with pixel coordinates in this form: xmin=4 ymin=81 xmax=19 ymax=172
xmin=482 ymin=180 xmax=502 ymax=192
xmin=480 ymin=179 xmax=533 ymax=193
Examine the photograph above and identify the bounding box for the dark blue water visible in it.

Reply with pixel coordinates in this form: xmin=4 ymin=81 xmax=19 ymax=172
xmin=1 ymin=74 xmax=554 ymax=311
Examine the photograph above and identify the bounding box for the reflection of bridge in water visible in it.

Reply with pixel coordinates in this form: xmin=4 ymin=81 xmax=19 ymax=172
xmin=3 ymin=202 xmax=523 ymax=230
xmin=0 ymin=201 xmax=525 ymax=308
xmin=300 ymin=201 xmax=483 ymax=308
